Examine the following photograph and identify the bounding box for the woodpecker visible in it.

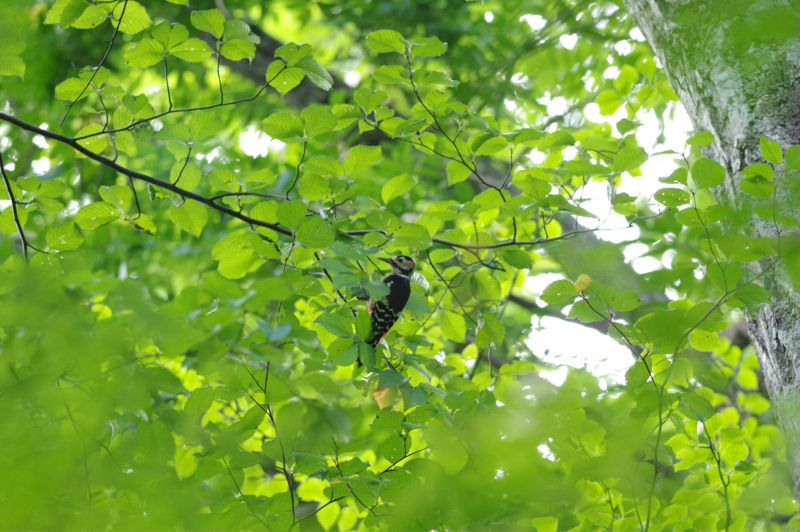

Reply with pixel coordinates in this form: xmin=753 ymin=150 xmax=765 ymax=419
xmin=366 ymin=255 xmax=416 ymax=347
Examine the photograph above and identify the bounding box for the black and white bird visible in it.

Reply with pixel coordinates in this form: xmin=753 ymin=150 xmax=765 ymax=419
xmin=367 ymin=255 xmax=416 ymax=347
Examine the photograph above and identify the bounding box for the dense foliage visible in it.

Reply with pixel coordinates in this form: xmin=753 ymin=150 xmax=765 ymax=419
xmin=1 ymin=0 xmax=798 ymax=529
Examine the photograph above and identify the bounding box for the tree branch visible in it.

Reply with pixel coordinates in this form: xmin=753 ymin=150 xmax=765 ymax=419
xmin=0 ymin=112 xmax=293 ymax=238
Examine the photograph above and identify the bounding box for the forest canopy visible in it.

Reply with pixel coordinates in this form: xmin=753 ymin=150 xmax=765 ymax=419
xmin=0 ymin=0 xmax=798 ymax=530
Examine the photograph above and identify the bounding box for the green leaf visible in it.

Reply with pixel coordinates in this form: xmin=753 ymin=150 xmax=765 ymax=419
xmin=654 ymin=187 xmax=689 ymax=207
xmin=301 ymin=104 xmax=336 ymax=137
xmin=616 ymin=118 xmax=637 ymax=134
xmin=741 ymin=163 xmax=774 ymax=180
xmin=785 ymin=146 xmax=800 ymax=170
xmin=381 ymin=174 xmax=415 ymax=203
xmin=54 ymin=78 xmax=87 ymax=101
xmin=501 ymin=249 xmax=533 ymax=269
xmin=296 ymin=218 xmax=335 ymax=249
xmin=596 ymin=89 xmax=623 ymax=115
xmin=531 ymin=517 xmax=558 ymax=532
xmin=473 ymin=136 xmax=507 ymax=156
xmin=267 ymin=62 xmax=305 ymax=96
xmin=220 ymin=38 xmax=256 ymax=61
xmin=170 ymin=201 xmax=208 ymax=237
xmin=410 ymin=36 xmax=447 ymax=57
xmin=427 ymin=419 xmax=468 ymax=475
xmin=212 ymin=230 xmax=273 ymax=279
xmin=124 ymin=38 xmax=165 ymax=68
xmin=190 ymin=9 xmax=225 ymax=39
xmin=394 ymin=223 xmax=431 ymax=250
xmin=541 ymin=279 xmax=576 ymax=306
xmin=345 ymin=145 xmax=382 ymax=175
xmin=330 ymin=342 xmax=360 ymax=366
xmin=99 ymin=185 xmax=132 ymax=213
xmin=60 ymin=0 xmax=89 ymax=28
xmin=219 ymin=19 xmax=259 ymax=60
xmin=275 ymin=42 xmax=313 ymax=66
xmin=366 ymin=30 xmax=406 ymax=54
xmin=262 ymin=111 xmax=304 ymax=142
xmin=75 ymin=201 xmax=119 ymax=230
xmin=760 ymin=136 xmax=782 ymax=165
xmin=680 ymin=393 xmax=716 ymax=420
xmin=441 ymin=310 xmax=466 ymax=342
xmin=75 ymin=125 xmax=109 ymax=154
xmin=661 ymin=167 xmax=688 ymax=184
xmin=691 ymin=157 xmax=726 ymax=188
xmin=373 ymin=65 xmax=407 ymax=84
xmin=740 ymin=175 xmax=774 ymax=198
xmin=0 ymin=55 xmax=25 ymax=78
xmin=379 ymin=370 xmax=404 ymax=388
xmin=114 ymin=1 xmax=151 ymax=35
xmin=152 ymin=22 xmax=188 ymax=49
xmin=355 ymin=309 xmax=371 ymax=340
xmin=379 ymin=435 xmax=406 ymax=462
xmin=317 ymin=313 xmax=353 ymax=338
xmin=276 ymin=201 xmax=306 ymax=230
xmin=46 ymin=222 xmax=83 ymax=251
xmin=687 ymin=130 xmax=714 ymax=147
xmin=70 ymin=4 xmax=108 ymax=29
xmin=689 ymin=329 xmax=721 ymax=352
xmin=0 ymin=206 xmax=26 ymax=236
xmin=567 ymin=300 xmax=604 ymax=323
xmin=297 ymin=56 xmax=333 ymax=91
xmin=613 ymin=64 xmax=638 ymax=94
xmin=446 ymin=160 xmax=472 ymax=185
xmin=613 ymin=142 xmax=647 ymax=172
xmin=354 ymin=88 xmax=387 ymax=113
xmin=170 ymin=38 xmax=212 ymax=62
xmin=476 ymin=314 xmax=505 ymax=349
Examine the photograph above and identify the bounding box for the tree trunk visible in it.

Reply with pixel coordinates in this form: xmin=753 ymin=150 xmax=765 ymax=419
xmin=623 ymin=0 xmax=800 ymax=490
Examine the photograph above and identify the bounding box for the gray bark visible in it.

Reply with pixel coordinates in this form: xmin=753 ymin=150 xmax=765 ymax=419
xmin=623 ymin=0 xmax=800 ymax=490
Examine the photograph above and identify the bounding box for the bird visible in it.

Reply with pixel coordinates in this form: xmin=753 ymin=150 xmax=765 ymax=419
xmin=366 ymin=255 xmax=416 ymax=348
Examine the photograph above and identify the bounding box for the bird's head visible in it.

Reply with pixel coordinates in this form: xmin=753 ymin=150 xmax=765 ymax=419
xmin=380 ymin=255 xmax=416 ymax=275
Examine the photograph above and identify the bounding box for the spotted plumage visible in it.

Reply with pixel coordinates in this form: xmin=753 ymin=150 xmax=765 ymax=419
xmin=367 ymin=255 xmax=416 ymax=347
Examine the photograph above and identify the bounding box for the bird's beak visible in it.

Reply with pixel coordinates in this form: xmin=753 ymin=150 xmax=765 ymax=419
xmin=379 ymin=257 xmax=396 ymax=268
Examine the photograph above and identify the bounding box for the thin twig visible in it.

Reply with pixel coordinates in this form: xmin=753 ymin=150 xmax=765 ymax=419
xmin=163 ymin=57 xmax=173 ymax=111
xmin=74 ymin=64 xmax=286 ymax=140
xmin=331 ymin=439 xmax=378 ymax=515
xmin=702 ymin=425 xmax=731 ymax=532
xmin=223 ymin=458 xmax=270 ymax=529
xmin=377 ymin=447 xmax=428 ymax=475
xmin=285 ymin=139 xmax=307 ymax=199
xmin=248 ymin=364 xmax=297 ymax=524
xmin=172 ymin=144 xmax=193 ymax=185
xmin=216 ymin=48 xmax=224 ymax=104
xmin=0 ymin=151 xmax=30 ymax=262
xmin=127 ymin=175 xmax=142 ymax=220
xmin=61 ymin=0 xmax=129 ymax=125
